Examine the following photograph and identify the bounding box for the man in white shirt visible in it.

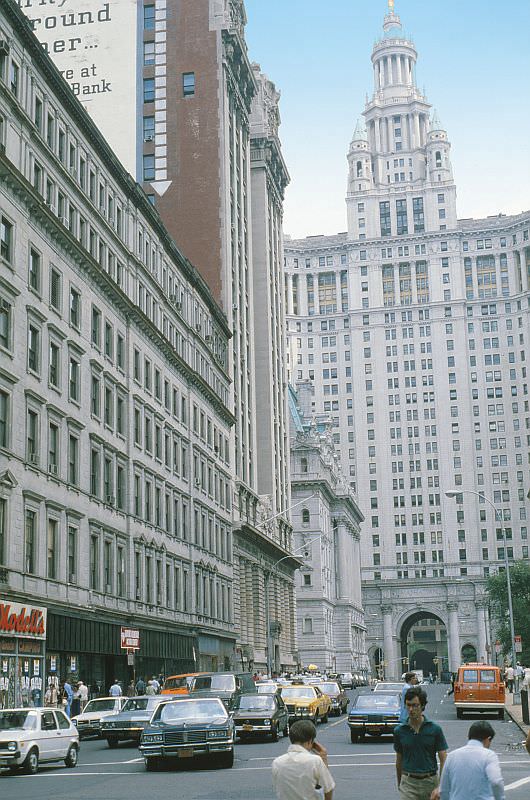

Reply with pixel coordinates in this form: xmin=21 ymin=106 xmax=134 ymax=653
xmin=77 ymin=680 xmax=89 ymax=709
xmin=505 ymin=666 xmax=515 ymax=693
xmin=272 ymin=719 xmax=335 ymax=800
xmin=440 ymin=721 xmax=505 ymax=800
xmin=109 ymin=680 xmax=122 ymax=697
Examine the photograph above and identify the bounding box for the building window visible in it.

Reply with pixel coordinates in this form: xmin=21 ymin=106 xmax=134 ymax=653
xmin=89 ymin=535 xmax=99 ymax=590
xmin=143 ymin=4 xmax=155 ymax=29
xmin=379 ymin=201 xmax=391 ymax=237
xmin=0 ymin=390 xmax=8 ymax=449
xmin=413 ymin=197 xmax=424 ymax=233
xmin=67 ymin=525 xmax=77 ymax=583
xmin=183 ymin=72 xmax=195 ymax=97
xmin=29 ymin=248 xmax=41 ymax=293
xmin=47 ymin=518 xmax=58 ymax=580
xmin=28 ymin=325 xmax=40 ymax=374
xmin=0 ymin=498 xmax=6 ymax=564
xmin=143 ymin=154 xmax=155 ymax=181
xmin=143 ymin=78 xmax=155 ymax=103
xmin=0 ymin=298 xmax=12 ymax=351
xmin=143 ymin=116 xmax=155 ymax=141
xmin=396 ymin=199 xmax=408 ymax=235
xmin=69 ymin=357 xmax=80 ymax=402
xmin=143 ymin=41 xmax=155 ymax=65
xmin=0 ymin=217 xmax=13 ymax=262
xmin=70 ymin=287 xmax=80 ymax=329
xmin=302 ymin=509 xmax=310 ymax=525
xmin=25 ymin=509 xmax=36 ymax=574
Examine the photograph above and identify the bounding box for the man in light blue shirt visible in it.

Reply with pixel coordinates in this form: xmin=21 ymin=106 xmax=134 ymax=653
xmin=399 ymin=672 xmax=418 ymax=724
xmin=440 ymin=721 xmax=505 ymax=800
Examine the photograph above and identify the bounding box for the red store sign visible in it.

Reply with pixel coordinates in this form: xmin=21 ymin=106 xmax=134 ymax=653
xmin=0 ymin=600 xmax=47 ymax=640
xmin=120 ymin=627 xmax=140 ymax=650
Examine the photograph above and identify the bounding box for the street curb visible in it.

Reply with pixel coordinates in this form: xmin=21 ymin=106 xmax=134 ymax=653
xmin=504 ymin=704 xmax=529 ymax=736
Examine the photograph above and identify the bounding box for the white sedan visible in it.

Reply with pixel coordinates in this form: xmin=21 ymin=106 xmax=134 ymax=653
xmin=0 ymin=707 xmax=79 ymax=775
xmin=72 ymin=696 xmax=126 ymax=738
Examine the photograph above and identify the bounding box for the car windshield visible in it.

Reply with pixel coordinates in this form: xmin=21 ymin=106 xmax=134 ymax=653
xmin=164 ymin=676 xmax=191 ymax=691
xmin=281 ymin=687 xmax=315 ymax=699
xmin=154 ymin=700 xmax=227 ymax=724
xmin=235 ymin=696 xmax=274 ymax=711
xmin=0 ymin=711 xmax=37 ymax=731
xmin=374 ymin=683 xmax=402 ymax=692
xmin=257 ymin=684 xmax=278 ymax=694
xmin=353 ymin=694 xmax=400 ymax=710
xmin=192 ymin=675 xmax=235 ymax=692
xmin=122 ymin=698 xmax=150 ymax=712
xmin=83 ymin=699 xmax=118 ymax=713
xmin=317 ymin=683 xmax=339 ymax=695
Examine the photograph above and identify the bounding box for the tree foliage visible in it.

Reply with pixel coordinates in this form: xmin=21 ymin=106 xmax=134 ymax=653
xmin=487 ymin=561 xmax=530 ymax=665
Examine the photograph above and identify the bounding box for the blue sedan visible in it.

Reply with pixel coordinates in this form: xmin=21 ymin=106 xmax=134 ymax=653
xmin=347 ymin=692 xmax=401 ymax=742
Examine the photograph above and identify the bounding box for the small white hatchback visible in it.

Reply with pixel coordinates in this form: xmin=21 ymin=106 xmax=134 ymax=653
xmin=0 ymin=707 xmax=79 ymax=775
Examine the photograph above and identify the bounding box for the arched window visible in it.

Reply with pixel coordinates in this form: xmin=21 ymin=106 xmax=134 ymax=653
xmin=300 ymin=456 xmax=308 ymax=473
xmin=435 ymin=151 xmax=442 ymax=168
xmin=302 ymin=509 xmax=310 ymax=525
xmin=356 ymin=160 xmax=363 ymax=177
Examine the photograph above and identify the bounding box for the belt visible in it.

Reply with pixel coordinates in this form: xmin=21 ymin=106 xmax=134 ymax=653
xmin=403 ymin=772 xmax=437 ymax=780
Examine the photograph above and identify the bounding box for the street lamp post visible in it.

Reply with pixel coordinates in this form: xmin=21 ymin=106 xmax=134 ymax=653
xmin=264 ymin=534 xmax=322 ymax=677
xmin=445 ymin=489 xmax=519 ymax=702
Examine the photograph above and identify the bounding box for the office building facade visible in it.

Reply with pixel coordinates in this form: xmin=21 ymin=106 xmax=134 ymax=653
xmin=284 ymin=6 xmax=530 ymax=678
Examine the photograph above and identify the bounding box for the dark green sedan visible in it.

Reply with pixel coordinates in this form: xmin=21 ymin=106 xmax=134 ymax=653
xmin=232 ymin=693 xmax=289 ymax=742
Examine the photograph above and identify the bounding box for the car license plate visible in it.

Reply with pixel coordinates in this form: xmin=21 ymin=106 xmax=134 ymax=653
xmin=243 ymin=724 xmax=253 ymax=731
xmin=0 ymin=759 xmax=10 ymax=765
xmin=178 ymin=749 xmax=194 ymax=758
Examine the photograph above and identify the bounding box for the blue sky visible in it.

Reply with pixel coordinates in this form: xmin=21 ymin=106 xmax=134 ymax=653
xmin=244 ymin=0 xmax=530 ymax=239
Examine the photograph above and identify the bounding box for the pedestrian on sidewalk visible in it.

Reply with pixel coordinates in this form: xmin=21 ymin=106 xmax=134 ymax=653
xmin=505 ymin=666 xmax=514 ymax=693
xmin=400 ymin=672 xmax=419 ymax=723
xmin=439 ymin=720 xmax=504 ymax=800
xmin=78 ymin=680 xmax=88 ymax=710
xmin=394 ymin=686 xmax=448 ymax=800
xmin=272 ymin=719 xmax=335 ymax=800
xmin=109 ymin=679 xmax=122 ymax=697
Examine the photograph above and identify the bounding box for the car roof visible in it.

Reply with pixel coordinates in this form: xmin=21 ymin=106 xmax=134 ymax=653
xmin=86 ymin=696 xmax=121 ymax=701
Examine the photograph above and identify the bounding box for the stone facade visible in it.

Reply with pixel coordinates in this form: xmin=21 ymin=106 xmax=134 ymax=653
xmin=284 ymin=7 xmax=530 ymax=678
xmin=289 ymin=383 xmax=367 ymax=675
xmin=0 ymin=0 xmax=236 ymax=694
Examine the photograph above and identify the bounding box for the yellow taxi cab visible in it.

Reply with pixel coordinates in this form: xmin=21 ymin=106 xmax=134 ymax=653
xmin=453 ymin=663 xmax=505 ymax=720
xmin=280 ymin=682 xmax=331 ymax=724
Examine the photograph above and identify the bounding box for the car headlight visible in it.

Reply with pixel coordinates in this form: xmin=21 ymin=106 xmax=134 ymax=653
xmin=143 ymin=734 xmax=164 ymax=743
xmin=263 ymin=719 xmax=271 ymax=725
xmin=208 ymin=729 xmax=229 ymax=738
xmin=72 ymin=719 xmax=77 ymax=725
xmin=7 ymin=742 xmax=17 ymax=752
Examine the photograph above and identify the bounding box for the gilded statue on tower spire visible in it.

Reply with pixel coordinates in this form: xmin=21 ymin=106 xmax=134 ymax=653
xmin=389 ymin=0 xmax=395 ymax=13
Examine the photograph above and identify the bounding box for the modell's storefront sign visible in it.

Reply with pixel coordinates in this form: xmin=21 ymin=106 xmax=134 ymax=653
xmin=0 ymin=601 xmax=47 ymax=640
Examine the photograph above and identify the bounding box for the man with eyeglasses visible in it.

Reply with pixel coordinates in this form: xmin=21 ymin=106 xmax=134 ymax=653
xmin=394 ymin=686 xmax=448 ymax=800
xmin=440 ymin=721 xmax=505 ymax=800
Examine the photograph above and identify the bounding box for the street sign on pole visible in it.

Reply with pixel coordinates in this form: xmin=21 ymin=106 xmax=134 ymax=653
xmin=515 ymin=635 xmax=522 ymax=653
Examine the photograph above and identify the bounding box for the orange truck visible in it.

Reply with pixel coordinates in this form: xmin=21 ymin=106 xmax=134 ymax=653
xmin=453 ymin=663 xmax=505 ymax=720
xmin=160 ymin=672 xmax=205 ymax=695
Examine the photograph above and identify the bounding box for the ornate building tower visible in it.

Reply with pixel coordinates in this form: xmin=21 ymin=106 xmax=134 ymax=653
xmin=347 ymin=4 xmax=457 ymax=242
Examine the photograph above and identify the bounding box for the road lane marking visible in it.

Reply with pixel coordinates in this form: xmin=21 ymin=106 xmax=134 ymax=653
xmin=506 ymin=776 xmax=530 ymax=790
xmin=326 ymin=717 xmax=347 ymax=728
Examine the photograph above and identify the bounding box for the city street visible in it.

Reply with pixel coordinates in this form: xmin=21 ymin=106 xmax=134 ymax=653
xmin=1 ymin=686 xmax=529 ymax=799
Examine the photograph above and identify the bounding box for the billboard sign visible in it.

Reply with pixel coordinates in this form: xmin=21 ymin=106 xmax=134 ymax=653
xmin=20 ymin=0 xmax=138 ymax=175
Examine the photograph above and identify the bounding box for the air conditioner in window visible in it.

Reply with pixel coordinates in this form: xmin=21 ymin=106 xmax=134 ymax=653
xmin=59 ymin=216 xmax=68 ymax=226
xmin=205 ymin=334 xmax=212 ymax=343
xmin=144 ymin=134 xmax=154 ymax=142
xmin=175 ymin=301 xmax=182 ymax=311
xmin=69 ymin=167 xmax=78 ymax=180
xmin=169 ymin=294 xmax=177 ymax=304
xmin=29 ymin=452 xmax=39 ymax=465
xmin=49 ymin=463 xmax=58 ymax=476
xmin=106 ymin=495 xmax=115 ymax=505
xmin=0 ymin=41 xmax=10 ymax=57
xmin=107 ymin=215 xmax=114 ymax=225
xmin=195 ymin=323 xmax=201 ymax=332
xmin=105 ymin=584 xmax=112 ymax=593
xmin=194 ymin=478 xmax=201 ymax=488
xmin=45 ymin=201 xmax=56 ymax=213
xmin=68 ymin=573 xmax=76 ymax=584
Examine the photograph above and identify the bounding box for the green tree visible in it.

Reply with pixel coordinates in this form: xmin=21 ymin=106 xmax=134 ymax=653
xmin=487 ymin=561 xmax=530 ymax=665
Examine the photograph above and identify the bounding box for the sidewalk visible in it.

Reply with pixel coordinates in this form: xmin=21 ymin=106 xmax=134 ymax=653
xmin=505 ymin=691 xmax=530 ymax=736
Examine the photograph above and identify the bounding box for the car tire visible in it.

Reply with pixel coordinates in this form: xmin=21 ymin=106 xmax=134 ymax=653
xmin=283 ymin=722 xmax=289 ymax=738
xmin=321 ymin=711 xmax=329 ymax=724
xmin=64 ymin=745 xmax=78 ymax=768
xmin=350 ymin=731 xmax=358 ymax=743
xmin=456 ymin=708 xmax=464 ymax=719
xmin=107 ymin=737 xmax=119 ymax=749
xmin=144 ymin=757 xmax=159 ymax=771
xmin=217 ymin=750 xmax=234 ymax=769
xmin=271 ymin=725 xmax=278 ymax=743
xmin=498 ymin=709 xmax=504 ymax=720
xmin=22 ymin=748 xmax=39 ymax=775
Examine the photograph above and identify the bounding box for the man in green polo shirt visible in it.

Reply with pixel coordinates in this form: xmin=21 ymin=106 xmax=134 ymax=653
xmin=394 ymin=686 xmax=448 ymax=800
